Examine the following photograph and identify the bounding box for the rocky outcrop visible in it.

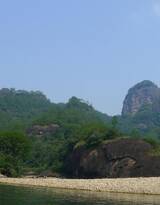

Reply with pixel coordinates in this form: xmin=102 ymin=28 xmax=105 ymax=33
xmin=67 ymin=139 xmax=160 ymax=178
xmin=27 ymin=124 xmax=60 ymax=137
xmin=122 ymin=80 xmax=160 ymax=116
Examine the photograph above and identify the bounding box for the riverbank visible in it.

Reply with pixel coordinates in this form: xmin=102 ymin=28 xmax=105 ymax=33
xmin=0 ymin=177 xmax=160 ymax=195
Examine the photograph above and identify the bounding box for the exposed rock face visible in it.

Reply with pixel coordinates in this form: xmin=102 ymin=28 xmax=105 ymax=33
xmin=27 ymin=124 xmax=60 ymax=137
xmin=122 ymin=80 xmax=160 ymax=116
xmin=67 ymin=139 xmax=160 ymax=178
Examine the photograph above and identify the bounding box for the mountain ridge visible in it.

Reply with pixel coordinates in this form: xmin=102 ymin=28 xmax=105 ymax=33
xmin=1 ymin=81 xmax=160 ymax=177
xmin=0 ymin=81 xmax=159 ymax=136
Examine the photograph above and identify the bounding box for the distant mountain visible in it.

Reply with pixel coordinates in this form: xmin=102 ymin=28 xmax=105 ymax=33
xmin=0 ymin=88 xmax=51 ymax=130
xmin=0 ymin=89 xmax=110 ymax=131
xmin=120 ymin=81 xmax=160 ymax=137
xmin=34 ymin=96 xmax=110 ymax=126
xmin=0 ymin=83 xmax=160 ymax=137
xmin=122 ymin=80 xmax=160 ymax=116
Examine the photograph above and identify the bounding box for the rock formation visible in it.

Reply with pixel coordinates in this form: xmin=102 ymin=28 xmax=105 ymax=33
xmin=67 ymin=139 xmax=160 ymax=178
xmin=27 ymin=124 xmax=60 ymax=137
xmin=122 ymin=80 xmax=160 ymax=116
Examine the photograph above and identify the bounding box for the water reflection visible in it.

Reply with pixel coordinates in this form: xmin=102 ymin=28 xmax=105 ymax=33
xmin=0 ymin=184 xmax=160 ymax=205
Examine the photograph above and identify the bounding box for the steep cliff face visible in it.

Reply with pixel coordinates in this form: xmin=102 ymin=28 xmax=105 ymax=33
xmin=67 ymin=139 xmax=160 ymax=178
xmin=122 ymin=80 xmax=160 ymax=116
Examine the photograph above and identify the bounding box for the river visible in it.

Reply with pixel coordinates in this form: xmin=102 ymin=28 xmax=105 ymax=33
xmin=0 ymin=184 xmax=160 ymax=205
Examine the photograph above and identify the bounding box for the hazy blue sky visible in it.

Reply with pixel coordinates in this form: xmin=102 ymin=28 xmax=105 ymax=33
xmin=0 ymin=0 xmax=160 ymax=115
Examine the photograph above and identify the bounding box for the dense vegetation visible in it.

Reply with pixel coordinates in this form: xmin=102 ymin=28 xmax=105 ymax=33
xmin=0 ymin=131 xmax=30 ymax=176
xmin=119 ymin=105 xmax=160 ymax=139
xmin=0 ymin=88 xmax=160 ymax=177
xmin=0 ymin=88 xmax=51 ymax=131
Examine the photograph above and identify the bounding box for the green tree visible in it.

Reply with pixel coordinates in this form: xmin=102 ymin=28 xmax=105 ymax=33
xmin=0 ymin=131 xmax=31 ymax=176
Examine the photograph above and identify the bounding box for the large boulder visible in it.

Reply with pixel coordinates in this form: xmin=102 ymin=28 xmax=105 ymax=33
xmin=67 ymin=139 xmax=160 ymax=178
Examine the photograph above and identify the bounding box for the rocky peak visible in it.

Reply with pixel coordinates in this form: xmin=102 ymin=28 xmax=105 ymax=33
xmin=122 ymin=80 xmax=160 ymax=116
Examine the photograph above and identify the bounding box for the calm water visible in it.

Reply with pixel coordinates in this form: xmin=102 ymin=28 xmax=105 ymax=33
xmin=0 ymin=184 xmax=160 ymax=205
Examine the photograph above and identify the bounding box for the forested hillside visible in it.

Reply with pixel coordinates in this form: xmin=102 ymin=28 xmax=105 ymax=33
xmin=1 ymin=82 xmax=160 ymax=178
xmin=0 ymin=89 xmax=113 ymax=177
xmin=0 ymin=88 xmax=51 ymax=131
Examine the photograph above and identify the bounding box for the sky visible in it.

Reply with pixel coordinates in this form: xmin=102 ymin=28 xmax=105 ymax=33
xmin=0 ymin=0 xmax=160 ymax=115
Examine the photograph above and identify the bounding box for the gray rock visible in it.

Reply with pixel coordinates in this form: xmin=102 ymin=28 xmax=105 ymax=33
xmin=122 ymin=80 xmax=160 ymax=116
xmin=27 ymin=124 xmax=60 ymax=137
xmin=67 ymin=139 xmax=160 ymax=178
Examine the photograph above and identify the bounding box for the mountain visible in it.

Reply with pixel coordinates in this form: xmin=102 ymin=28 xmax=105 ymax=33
xmin=1 ymin=84 xmax=160 ymax=178
xmin=0 ymin=90 xmax=111 ymax=177
xmin=0 ymin=89 xmax=110 ymax=131
xmin=0 ymin=88 xmax=51 ymax=130
xmin=0 ymin=83 xmax=159 ymax=137
xmin=34 ymin=96 xmax=110 ymax=126
xmin=120 ymin=80 xmax=160 ymax=137
xmin=122 ymin=80 xmax=160 ymax=116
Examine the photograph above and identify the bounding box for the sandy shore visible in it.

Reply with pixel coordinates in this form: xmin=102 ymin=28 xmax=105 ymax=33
xmin=0 ymin=177 xmax=160 ymax=195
